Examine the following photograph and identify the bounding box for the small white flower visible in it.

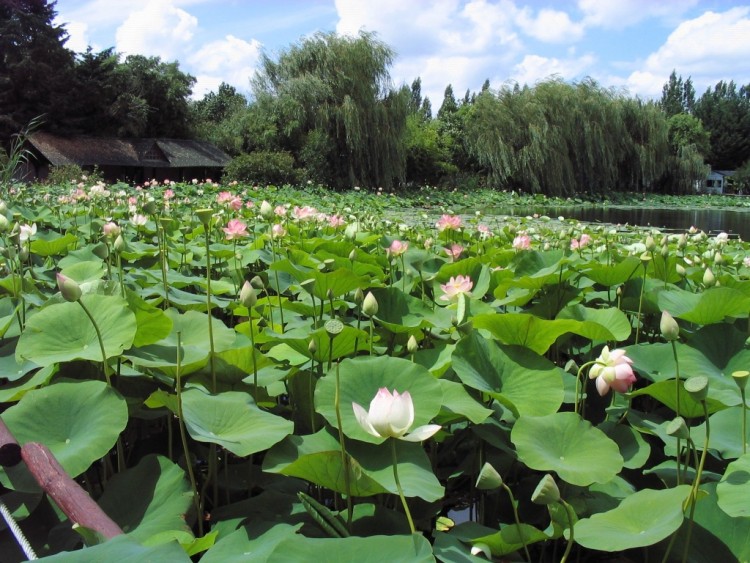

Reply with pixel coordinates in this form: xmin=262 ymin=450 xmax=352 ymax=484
xmin=352 ymin=388 xmax=440 ymax=442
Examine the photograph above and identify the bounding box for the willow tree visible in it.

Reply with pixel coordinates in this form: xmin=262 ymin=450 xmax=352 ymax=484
xmin=252 ymin=31 xmax=409 ymax=189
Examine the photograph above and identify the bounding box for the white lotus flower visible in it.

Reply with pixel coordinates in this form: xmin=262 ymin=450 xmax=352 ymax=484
xmin=352 ymin=387 xmax=440 ymax=442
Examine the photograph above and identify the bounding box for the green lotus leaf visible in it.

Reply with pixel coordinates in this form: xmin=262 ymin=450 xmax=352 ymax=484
xmin=573 ymin=485 xmax=692 ymax=552
xmin=583 ymin=255 xmax=642 ymax=287
xmin=181 ymin=388 xmax=293 ymax=456
xmin=452 ymin=332 xmax=564 ymax=417
xmin=125 ymin=290 xmax=173 ymax=347
xmin=1 ymin=380 xmax=128 ymax=479
xmin=437 ymin=379 xmax=493 ymax=424
xmin=99 ymin=454 xmax=194 ymax=543
xmin=29 ymin=232 xmax=77 ymax=257
xmin=368 ymin=287 xmax=453 ymax=332
xmin=598 ymin=421 xmax=651 ymax=470
xmin=658 ymin=286 xmax=750 ymax=325
xmin=16 ymin=294 xmax=136 ymax=366
xmin=689 ymin=483 xmax=750 ymax=562
xmin=38 ymin=534 xmax=191 ymax=562
xmin=556 ymin=304 xmax=631 ymax=342
xmin=511 ymin=412 xmax=623 ymax=485
xmin=314 ymin=356 xmax=443 ymax=444
xmin=717 ymin=453 xmax=750 ymax=517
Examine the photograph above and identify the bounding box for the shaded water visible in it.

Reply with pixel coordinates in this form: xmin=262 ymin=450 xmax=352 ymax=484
xmin=497 ymin=206 xmax=750 ymax=240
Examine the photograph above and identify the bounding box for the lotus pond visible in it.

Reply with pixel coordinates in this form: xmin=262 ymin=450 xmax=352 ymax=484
xmin=1 ymin=180 xmax=750 ymax=562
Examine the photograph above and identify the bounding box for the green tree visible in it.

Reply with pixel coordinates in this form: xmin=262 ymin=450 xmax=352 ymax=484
xmin=252 ymin=31 xmax=409 ymax=189
xmin=0 ymin=0 xmax=76 ymax=142
xmin=191 ymin=83 xmax=249 ymax=155
xmin=666 ymin=113 xmax=710 ymax=155
xmin=694 ymin=80 xmax=750 ymax=169
xmin=660 ymin=70 xmax=695 ymax=117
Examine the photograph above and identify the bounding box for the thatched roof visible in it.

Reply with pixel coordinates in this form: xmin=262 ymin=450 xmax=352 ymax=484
xmin=27 ymin=132 xmax=231 ymax=169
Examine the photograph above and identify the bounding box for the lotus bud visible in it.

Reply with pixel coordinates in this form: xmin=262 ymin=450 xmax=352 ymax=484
xmin=239 ymin=280 xmax=257 ymax=308
xmin=348 ymin=248 xmax=357 ymax=262
xmin=362 ymin=291 xmax=378 ymax=317
xmin=703 ymin=267 xmax=716 ymax=287
xmin=714 ymin=252 xmax=723 ymax=266
xmin=113 ymin=234 xmax=126 ymax=253
xmin=645 ymin=235 xmax=656 ymax=251
xmin=470 ymin=543 xmax=491 ymax=559
xmin=56 ymin=272 xmax=81 ymax=302
xmin=195 ymin=208 xmax=214 ymax=226
xmin=326 ymin=288 xmax=335 ymax=301
xmin=531 ymin=474 xmax=560 ymax=505
xmin=407 ymin=335 xmax=419 ymax=355
xmin=250 ymin=275 xmax=265 ymax=290
xmin=354 ymin=287 xmax=364 ymax=305
xmin=0 ymin=201 xmax=6 ymax=214
xmin=18 ymin=247 xmax=28 ymax=262
xmin=0 ymin=214 xmax=9 ymax=232
xmin=678 ymin=234 xmax=687 ymax=249
xmin=260 ymin=200 xmax=273 ymax=219
xmin=661 ymin=236 xmax=668 ymax=247
xmin=684 ymin=376 xmax=709 ymax=402
xmin=308 ymin=338 xmax=317 ymax=355
xmin=666 ymin=417 xmax=690 ymax=440
xmin=660 ymin=244 xmax=669 ymax=258
xmin=676 ymin=264 xmax=686 ymax=277
xmin=660 ymin=311 xmax=680 ymax=341
xmin=616 ymin=285 xmax=623 ymax=297
xmin=732 ymin=370 xmax=749 ymax=391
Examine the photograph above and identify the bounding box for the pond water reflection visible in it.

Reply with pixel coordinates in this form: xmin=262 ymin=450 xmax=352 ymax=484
xmin=497 ymin=206 xmax=750 ymax=240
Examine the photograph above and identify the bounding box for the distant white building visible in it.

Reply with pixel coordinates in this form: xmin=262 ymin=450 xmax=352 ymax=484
xmin=704 ymin=170 xmax=735 ymax=194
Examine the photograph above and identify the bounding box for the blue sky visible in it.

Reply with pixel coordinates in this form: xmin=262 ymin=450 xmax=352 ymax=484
xmin=54 ymin=1 xmax=750 ymax=107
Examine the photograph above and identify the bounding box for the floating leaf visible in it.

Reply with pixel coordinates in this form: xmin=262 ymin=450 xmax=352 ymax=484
xmin=573 ymin=486 xmax=691 ymax=551
xmin=1 ymin=380 xmax=128 ymax=479
xmin=511 ymin=412 xmax=623 ymax=486
xmin=181 ymin=388 xmax=293 ymax=456
xmin=17 ymin=294 xmax=137 ymax=366
xmin=452 ymin=332 xmax=563 ymax=417
xmin=717 ymin=453 xmax=750 ymax=517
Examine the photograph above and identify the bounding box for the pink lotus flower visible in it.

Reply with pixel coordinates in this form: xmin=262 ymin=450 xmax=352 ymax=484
xmin=223 ymin=219 xmax=248 ymax=240
xmin=570 ymin=233 xmax=592 ymax=250
xmin=274 ymin=205 xmax=287 ymax=217
xmin=440 ymin=275 xmax=473 ymax=301
xmin=513 ymin=234 xmax=531 ymax=250
xmin=130 ymin=214 xmax=148 ymax=227
xmin=163 ymin=189 xmax=175 ymax=200
xmin=387 ymin=240 xmax=408 ymax=257
xmin=477 ymin=224 xmax=493 ymax=238
xmin=217 ymin=191 xmax=234 ymax=205
xmin=327 ymin=214 xmax=346 ymax=228
xmin=589 ymin=346 xmax=636 ymax=396
xmin=292 ymin=205 xmax=317 ymax=221
xmin=445 ymin=243 xmax=464 ymax=261
xmin=271 ymin=223 xmax=286 ymax=238
xmin=436 ymin=214 xmax=462 ymax=232
xmin=102 ymin=222 xmax=121 ymax=239
xmin=352 ymin=387 xmax=441 ymax=442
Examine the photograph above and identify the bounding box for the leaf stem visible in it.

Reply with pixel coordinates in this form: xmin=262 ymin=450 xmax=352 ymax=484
xmin=391 ymin=439 xmax=415 ymax=534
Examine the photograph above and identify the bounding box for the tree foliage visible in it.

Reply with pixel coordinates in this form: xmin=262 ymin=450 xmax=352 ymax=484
xmin=694 ymin=80 xmax=750 ymax=170
xmin=0 ymin=0 xmax=76 ymax=141
xmin=660 ymin=70 xmax=695 ymax=117
xmin=251 ymin=31 xmax=409 ymax=189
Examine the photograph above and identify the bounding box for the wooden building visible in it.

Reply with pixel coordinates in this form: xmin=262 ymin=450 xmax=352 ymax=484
xmin=21 ymin=132 xmax=231 ymax=183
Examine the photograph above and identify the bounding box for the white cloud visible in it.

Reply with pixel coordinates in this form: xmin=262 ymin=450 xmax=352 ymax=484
xmin=625 ymin=7 xmax=750 ymax=98
xmin=62 ymin=20 xmax=94 ymax=53
xmin=516 ymin=8 xmax=584 ymax=43
xmin=115 ymin=1 xmax=198 ymax=61
xmin=579 ymin=0 xmax=699 ymax=29
xmin=512 ymin=53 xmax=597 ymax=86
xmin=189 ymin=35 xmax=263 ymax=98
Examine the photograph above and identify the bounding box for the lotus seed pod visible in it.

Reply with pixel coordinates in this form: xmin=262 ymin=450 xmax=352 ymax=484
xmin=195 ymin=208 xmax=214 ymax=226
xmin=660 ymin=311 xmax=680 ymax=341
xmin=684 ymin=376 xmax=709 ymax=402
xmin=143 ymin=199 xmax=157 ymax=215
xmin=666 ymin=417 xmax=690 ymax=440
xmin=475 ymin=462 xmax=504 ymax=490
xmin=732 ymin=370 xmax=749 ymax=391
xmin=362 ymin=292 xmax=378 ymax=317
xmin=531 ymin=474 xmax=560 ymax=505
xmin=703 ymin=267 xmax=716 ymax=287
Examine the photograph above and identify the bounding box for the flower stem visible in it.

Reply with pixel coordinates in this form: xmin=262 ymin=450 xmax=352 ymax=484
xmin=391 ymin=439 xmax=415 ymax=534
xmin=77 ymin=299 xmax=111 ymax=387
xmin=204 ymin=226 xmax=216 ymax=393
xmin=671 ymin=340 xmax=682 ymax=484
xmin=175 ymin=331 xmax=203 ymax=536
xmin=502 ymin=483 xmax=531 ymax=562
xmin=334 ymin=362 xmax=353 ymax=528
xmin=560 ymin=499 xmax=576 ymax=563
xmin=682 ymin=400 xmax=710 ymax=563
